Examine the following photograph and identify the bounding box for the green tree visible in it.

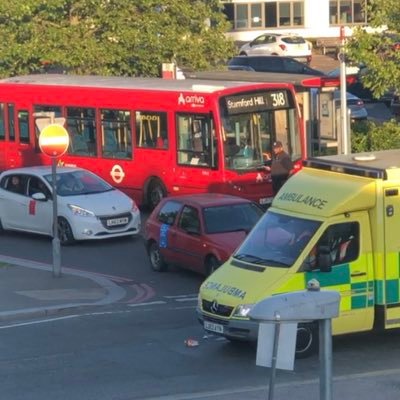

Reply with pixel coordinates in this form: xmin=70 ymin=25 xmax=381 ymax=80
xmin=351 ymin=119 xmax=400 ymax=153
xmin=346 ymin=0 xmax=400 ymax=99
xmin=0 ymin=0 xmax=235 ymax=77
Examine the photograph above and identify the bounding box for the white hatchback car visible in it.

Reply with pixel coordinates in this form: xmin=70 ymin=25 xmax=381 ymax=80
xmin=239 ymin=33 xmax=312 ymax=64
xmin=0 ymin=166 xmax=141 ymax=245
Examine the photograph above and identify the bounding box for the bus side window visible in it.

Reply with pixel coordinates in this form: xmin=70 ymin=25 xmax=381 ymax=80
xmin=0 ymin=103 xmax=5 ymax=140
xmin=136 ymin=111 xmax=167 ymax=150
xmin=67 ymin=120 xmax=89 ymax=155
xmin=100 ymin=109 xmax=132 ymax=159
xmin=66 ymin=107 xmax=97 ymax=157
xmin=18 ymin=110 xmax=30 ymax=144
xmin=8 ymin=104 xmax=15 ymax=142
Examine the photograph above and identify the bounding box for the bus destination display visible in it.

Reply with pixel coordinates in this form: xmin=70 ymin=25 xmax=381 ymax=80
xmin=225 ymin=90 xmax=290 ymax=115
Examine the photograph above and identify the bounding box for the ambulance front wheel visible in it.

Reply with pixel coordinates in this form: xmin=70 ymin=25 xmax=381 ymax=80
xmin=295 ymin=322 xmax=318 ymax=359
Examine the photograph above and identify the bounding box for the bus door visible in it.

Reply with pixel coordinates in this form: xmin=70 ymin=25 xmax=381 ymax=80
xmin=2 ymin=102 xmax=37 ymax=169
xmin=0 ymin=103 xmax=6 ymax=170
xmin=175 ymin=113 xmax=218 ymax=194
xmin=3 ymin=103 xmax=19 ymax=168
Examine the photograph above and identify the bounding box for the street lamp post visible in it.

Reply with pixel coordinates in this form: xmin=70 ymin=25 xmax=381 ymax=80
xmin=38 ymin=122 xmax=69 ymax=278
xmin=339 ymin=26 xmax=349 ymax=155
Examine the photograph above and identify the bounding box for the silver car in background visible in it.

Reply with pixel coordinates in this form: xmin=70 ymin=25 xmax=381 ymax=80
xmin=333 ymin=90 xmax=368 ymax=121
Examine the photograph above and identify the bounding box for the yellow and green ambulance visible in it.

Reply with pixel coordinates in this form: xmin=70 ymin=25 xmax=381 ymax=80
xmin=197 ymin=149 xmax=400 ymax=357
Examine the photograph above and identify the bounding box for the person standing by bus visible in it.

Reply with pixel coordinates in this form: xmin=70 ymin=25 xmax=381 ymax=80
xmin=264 ymin=141 xmax=293 ymax=194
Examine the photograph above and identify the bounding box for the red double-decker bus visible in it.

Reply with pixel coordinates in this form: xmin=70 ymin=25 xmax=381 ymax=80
xmin=0 ymin=74 xmax=303 ymax=208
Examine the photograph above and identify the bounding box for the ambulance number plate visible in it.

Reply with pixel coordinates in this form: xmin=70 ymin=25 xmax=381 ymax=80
xmin=204 ymin=321 xmax=224 ymax=334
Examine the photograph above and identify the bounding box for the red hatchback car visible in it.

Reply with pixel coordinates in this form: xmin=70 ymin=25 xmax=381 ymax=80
xmin=144 ymin=193 xmax=264 ymax=276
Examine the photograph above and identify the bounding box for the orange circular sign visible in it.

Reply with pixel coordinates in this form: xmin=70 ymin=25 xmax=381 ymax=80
xmin=39 ymin=124 xmax=70 ymax=157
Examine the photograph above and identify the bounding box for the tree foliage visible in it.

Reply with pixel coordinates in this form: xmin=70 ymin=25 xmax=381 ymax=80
xmin=351 ymin=119 xmax=400 ymax=153
xmin=0 ymin=0 xmax=235 ymax=77
xmin=346 ymin=0 xmax=400 ymax=99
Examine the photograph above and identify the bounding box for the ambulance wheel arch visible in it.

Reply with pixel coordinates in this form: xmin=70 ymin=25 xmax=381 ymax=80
xmin=145 ymin=177 xmax=167 ymax=211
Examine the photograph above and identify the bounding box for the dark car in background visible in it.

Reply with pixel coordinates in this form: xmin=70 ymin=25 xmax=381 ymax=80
xmin=144 ymin=193 xmax=264 ymax=276
xmin=327 ymin=64 xmax=394 ymax=105
xmin=228 ymin=56 xmax=325 ymax=76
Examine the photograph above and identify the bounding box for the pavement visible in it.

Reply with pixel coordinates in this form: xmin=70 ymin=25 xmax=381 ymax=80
xmin=0 ymin=254 xmax=125 ymax=322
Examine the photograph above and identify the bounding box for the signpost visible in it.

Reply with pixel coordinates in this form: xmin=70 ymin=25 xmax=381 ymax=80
xmin=339 ymin=26 xmax=349 ymax=155
xmin=38 ymin=123 xmax=69 ymax=277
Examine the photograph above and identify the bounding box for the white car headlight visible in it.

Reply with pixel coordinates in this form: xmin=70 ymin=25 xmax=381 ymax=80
xmin=232 ymin=304 xmax=254 ymax=318
xmin=67 ymin=204 xmax=95 ymax=217
xmin=131 ymin=200 xmax=139 ymax=213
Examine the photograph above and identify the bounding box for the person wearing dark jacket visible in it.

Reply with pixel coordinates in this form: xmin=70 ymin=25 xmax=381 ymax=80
xmin=265 ymin=141 xmax=293 ymax=194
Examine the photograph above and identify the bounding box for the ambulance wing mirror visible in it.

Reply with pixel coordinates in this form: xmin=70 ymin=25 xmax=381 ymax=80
xmin=317 ymin=245 xmax=332 ymax=273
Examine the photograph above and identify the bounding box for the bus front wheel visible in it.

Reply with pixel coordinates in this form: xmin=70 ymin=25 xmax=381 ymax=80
xmin=147 ymin=179 xmax=166 ymax=210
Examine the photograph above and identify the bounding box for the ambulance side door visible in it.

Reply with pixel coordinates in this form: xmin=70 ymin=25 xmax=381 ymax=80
xmin=306 ymin=212 xmax=374 ymax=334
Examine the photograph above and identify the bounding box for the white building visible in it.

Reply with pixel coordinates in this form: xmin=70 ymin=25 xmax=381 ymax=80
xmin=221 ymin=0 xmax=368 ymax=42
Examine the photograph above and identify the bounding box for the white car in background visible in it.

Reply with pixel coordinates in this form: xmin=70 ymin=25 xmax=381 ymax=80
xmin=0 ymin=166 xmax=141 ymax=245
xmin=239 ymin=33 xmax=312 ymax=64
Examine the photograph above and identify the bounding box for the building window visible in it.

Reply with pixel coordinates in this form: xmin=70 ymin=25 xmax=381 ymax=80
xmin=226 ymin=1 xmax=305 ymax=30
xmin=293 ymin=2 xmax=304 ymax=25
xmin=265 ymin=3 xmax=278 ymax=27
xmin=251 ymin=3 xmax=262 ymax=28
xmin=329 ymin=0 xmax=367 ymax=25
xmin=236 ymin=4 xmax=249 ymax=29
xmin=279 ymin=3 xmax=291 ymax=26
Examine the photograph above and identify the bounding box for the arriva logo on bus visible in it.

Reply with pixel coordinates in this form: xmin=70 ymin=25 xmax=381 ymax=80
xmin=178 ymin=93 xmax=205 ymax=107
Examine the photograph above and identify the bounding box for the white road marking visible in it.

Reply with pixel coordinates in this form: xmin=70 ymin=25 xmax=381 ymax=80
xmin=174 ymin=297 xmax=198 ymax=302
xmin=127 ymin=301 xmax=166 ymax=307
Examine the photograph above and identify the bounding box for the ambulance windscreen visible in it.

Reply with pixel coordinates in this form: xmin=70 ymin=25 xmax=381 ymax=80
xmin=233 ymin=211 xmax=321 ymax=268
